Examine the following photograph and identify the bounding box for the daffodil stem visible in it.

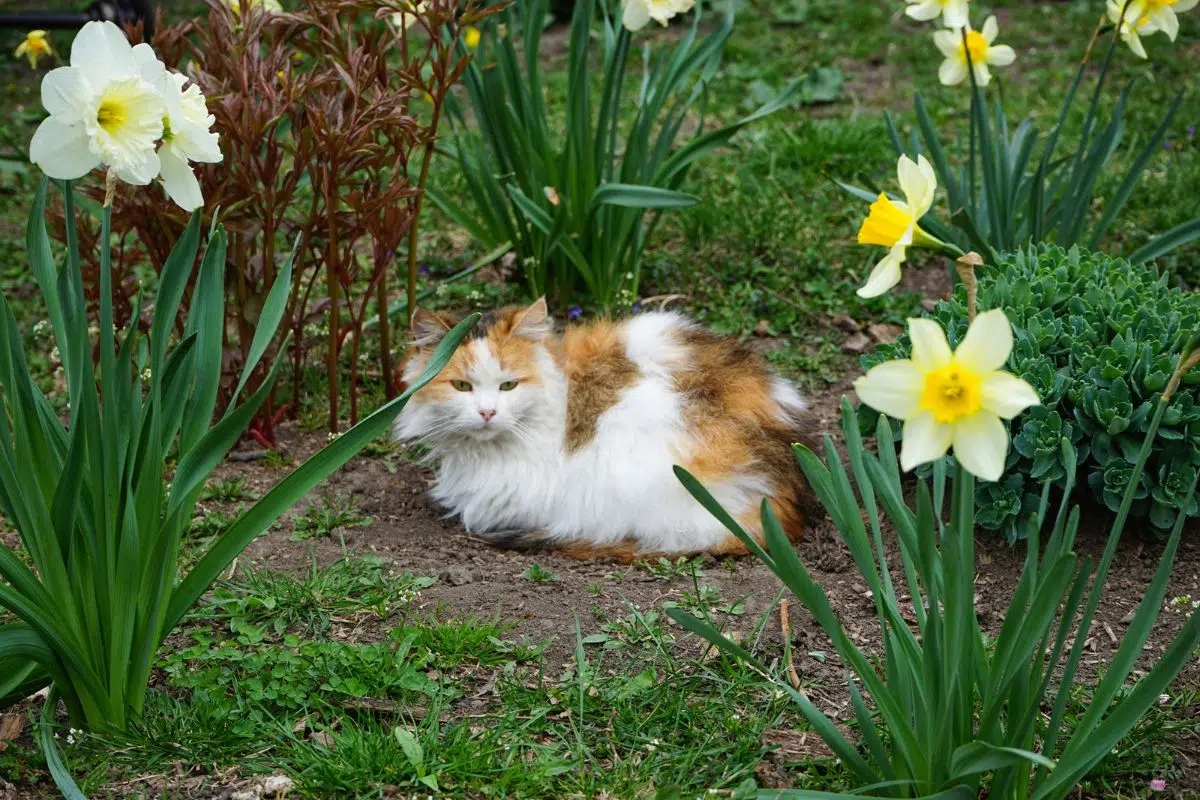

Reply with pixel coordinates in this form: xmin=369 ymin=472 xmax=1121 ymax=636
xmin=1164 ymin=341 xmax=1200 ymax=403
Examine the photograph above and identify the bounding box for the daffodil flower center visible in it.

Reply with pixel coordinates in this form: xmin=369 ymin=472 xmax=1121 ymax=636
xmin=96 ymin=98 xmax=128 ymax=135
xmin=921 ymin=362 xmax=982 ymax=424
xmin=858 ymin=194 xmax=913 ymax=247
xmin=858 ymin=194 xmax=941 ymax=249
xmin=162 ymin=116 xmax=175 ymax=144
xmin=958 ymin=30 xmax=989 ymax=64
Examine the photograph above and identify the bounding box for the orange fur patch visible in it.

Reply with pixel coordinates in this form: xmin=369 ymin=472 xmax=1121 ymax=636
xmin=556 ymin=321 xmax=640 ymax=452
xmin=671 ymin=326 xmax=813 ymax=548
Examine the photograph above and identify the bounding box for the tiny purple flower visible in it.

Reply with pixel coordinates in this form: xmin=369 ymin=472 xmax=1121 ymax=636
xmin=1164 ymin=140 xmax=1174 ymax=150
xmin=631 ymin=302 xmax=642 ymax=313
xmin=567 ymin=306 xmax=582 ymax=321
xmin=1151 ymin=778 xmax=1167 ymax=792
xmin=418 ymin=265 xmax=430 ymax=276
xmin=1188 ymin=126 xmax=1196 ymax=138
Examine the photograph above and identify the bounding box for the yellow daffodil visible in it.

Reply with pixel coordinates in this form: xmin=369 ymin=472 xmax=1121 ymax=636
xmin=15 ymin=30 xmax=54 ymax=70
xmin=228 ymin=0 xmax=282 ymax=15
xmin=464 ymin=26 xmax=482 ymax=49
xmin=622 ymin=0 xmax=696 ymax=32
xmin=856 ymin=154 xmax=942 ymax=298
xmin=905 ymin=0 xmax=970 ymax=29
xmin=30 ymin=22 xmax=165 ymax=187
xmin=854 ymin=310 xmax=1040 ymax=481
xmin=933 ymin=17 xmax=1016 ymax=87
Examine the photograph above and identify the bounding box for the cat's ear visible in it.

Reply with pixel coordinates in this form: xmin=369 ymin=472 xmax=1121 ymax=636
xmin=410 ymin=308 xmax=453 ymax=347
xmin=511 ymin=297 xmax=552 ymax=341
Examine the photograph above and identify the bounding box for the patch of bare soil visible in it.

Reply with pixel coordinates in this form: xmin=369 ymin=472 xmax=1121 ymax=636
xmin=226 ymin=406 xmax=1200 ymax=694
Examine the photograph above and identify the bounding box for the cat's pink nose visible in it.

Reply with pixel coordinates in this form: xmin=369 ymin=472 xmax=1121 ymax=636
xmin=479 ymin=409 xmax=496 ymax=423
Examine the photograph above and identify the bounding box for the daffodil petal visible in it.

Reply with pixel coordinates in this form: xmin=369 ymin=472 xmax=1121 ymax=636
xmin=933 ymin=30 xmax=959 ymax=58
xmin=70 ymin=21 xmax=134 ymax=89
xmin=158 ymin=146 xmax=204 ymax=211
xmin=1149 ymin=7 xmax=1180 ymax=39
xmin=854 ymin=360 xmax=924 ymax=420
xmin=623 ymin=0 xmax=651 ymax=31
xmin=980 ymin=371 xmax=1041 ymax=419
xmin=40 ymin=67 xmax=89 ymax=120
xmin=908 ymin=318 xmax=952 ymax=372
xmin=942 ymin=0 xmax=970 ymax=28
xmin=897 ymin=155 xmax=935 ymax=220
xmin=952 ymin=411 xmax=1008 ymax=482
xmin=939 ymin=58 xmax=968 ymax=86
xmin=29 ymin=117 xmax=99 ymax=179
xmin=113 ymin=147 xmax=161 ymax=186
xmin=900 ymin=412 xmax=953 ymax=472
xmin=972 ymin=63 xmax=992 ymax=88
xmin=982 ymin=15 xmax=999 ymax=43
xmin=857 ymin=247 xmax=905 ymax=298
xmin=987 ymin=44 xmax=1017 ymax=66
xmin=954 ymin=309 xmax=1013 ymax=373
xmin=905 ymin=0 xmax=942 ymax=22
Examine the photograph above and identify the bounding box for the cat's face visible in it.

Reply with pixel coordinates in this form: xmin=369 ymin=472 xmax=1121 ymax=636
xmin=401 ymin=300 xmax=555 ymax=443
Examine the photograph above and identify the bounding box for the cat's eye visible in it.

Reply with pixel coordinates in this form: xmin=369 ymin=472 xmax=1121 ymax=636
xmin=450 ymin=380 xmax=473 ymax=392
xmin=499 ymin=380 xmax=519 ymax=391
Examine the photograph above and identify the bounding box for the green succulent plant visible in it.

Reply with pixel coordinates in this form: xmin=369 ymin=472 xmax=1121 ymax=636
xmin=863 ymin=243 xmax=1200 ymax=538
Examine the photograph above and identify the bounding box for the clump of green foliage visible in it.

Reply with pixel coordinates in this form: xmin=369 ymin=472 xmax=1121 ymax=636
xmin=864 ymin=244 xmax=1200 ymax=538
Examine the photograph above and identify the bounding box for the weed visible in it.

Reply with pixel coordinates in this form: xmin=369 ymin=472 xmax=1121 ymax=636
xmin=637 ymin=555 xmax=705 ymax=581
xmin=291 ymin=494 xmax=372 ymax=542
xmin=201 ymin=475 xmax=256 ymax=503
xmin=522 ymin=562 xmax=558 ymax=584
xmin=194 ymin=556 xmax=434 ymax=638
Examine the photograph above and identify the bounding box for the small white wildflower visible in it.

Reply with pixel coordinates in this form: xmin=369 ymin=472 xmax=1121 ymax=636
xmin=327 ymin=431 xmax=340 ymax=442
xmin=141 ymin=367 xmax=152 ymax=382
xmin=33 ymin=319 xmax=51 ymax=338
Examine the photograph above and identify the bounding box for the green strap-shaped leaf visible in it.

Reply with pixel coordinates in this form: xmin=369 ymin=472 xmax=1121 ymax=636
xmin=1128 ymin=218 xmax=1200 ymax=266
xmin=591 ymin=183 xmax=698 ymax=209
xmin=39 ymin=688 xmax=87 ymax=800
xmin=228 ymin=236 xmax=297 ymax=411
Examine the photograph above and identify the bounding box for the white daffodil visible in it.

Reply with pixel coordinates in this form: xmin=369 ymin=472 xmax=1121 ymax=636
xmin=854 ymin=310 xmax=1040 ymax=481
xmin=1109 ymin=0 xmax=1196 ymax=56
xmin=391 ymin=0 xmax=427 ymax=30
xmin=134 ymin=50 xmax=222 ymax=211
xmin=855 ymin=154 xmax=942 ymax=298
xmin=228 ymin=0 xmax=283 ymax=15
xmin=905 ymin=0 xmax=970 ymax=29
xmin=933 ymin=16 xmax=1016 ymax=87
xmin=1140 ymin=0 xmax=1199 ymax=40
xmin=623 ymin=0 xmax=695 ymax=32
xmin=29 ymin=21 xmax=164 ymax=186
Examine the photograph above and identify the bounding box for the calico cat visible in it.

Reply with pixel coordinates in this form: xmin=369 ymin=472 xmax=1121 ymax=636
xmin=392 ymin=299 xmax=811 ymax=557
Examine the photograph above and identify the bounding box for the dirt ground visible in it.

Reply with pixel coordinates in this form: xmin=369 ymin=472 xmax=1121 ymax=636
xmin=222 ymin=391 xmax=1200 ymax=752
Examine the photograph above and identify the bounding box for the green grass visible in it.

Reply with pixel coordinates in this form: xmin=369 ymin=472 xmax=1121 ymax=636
xmin=4 ymin=554 xmax=1186 ymax=797
xmin=7 ymin=559 xmax=807 ymax=798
